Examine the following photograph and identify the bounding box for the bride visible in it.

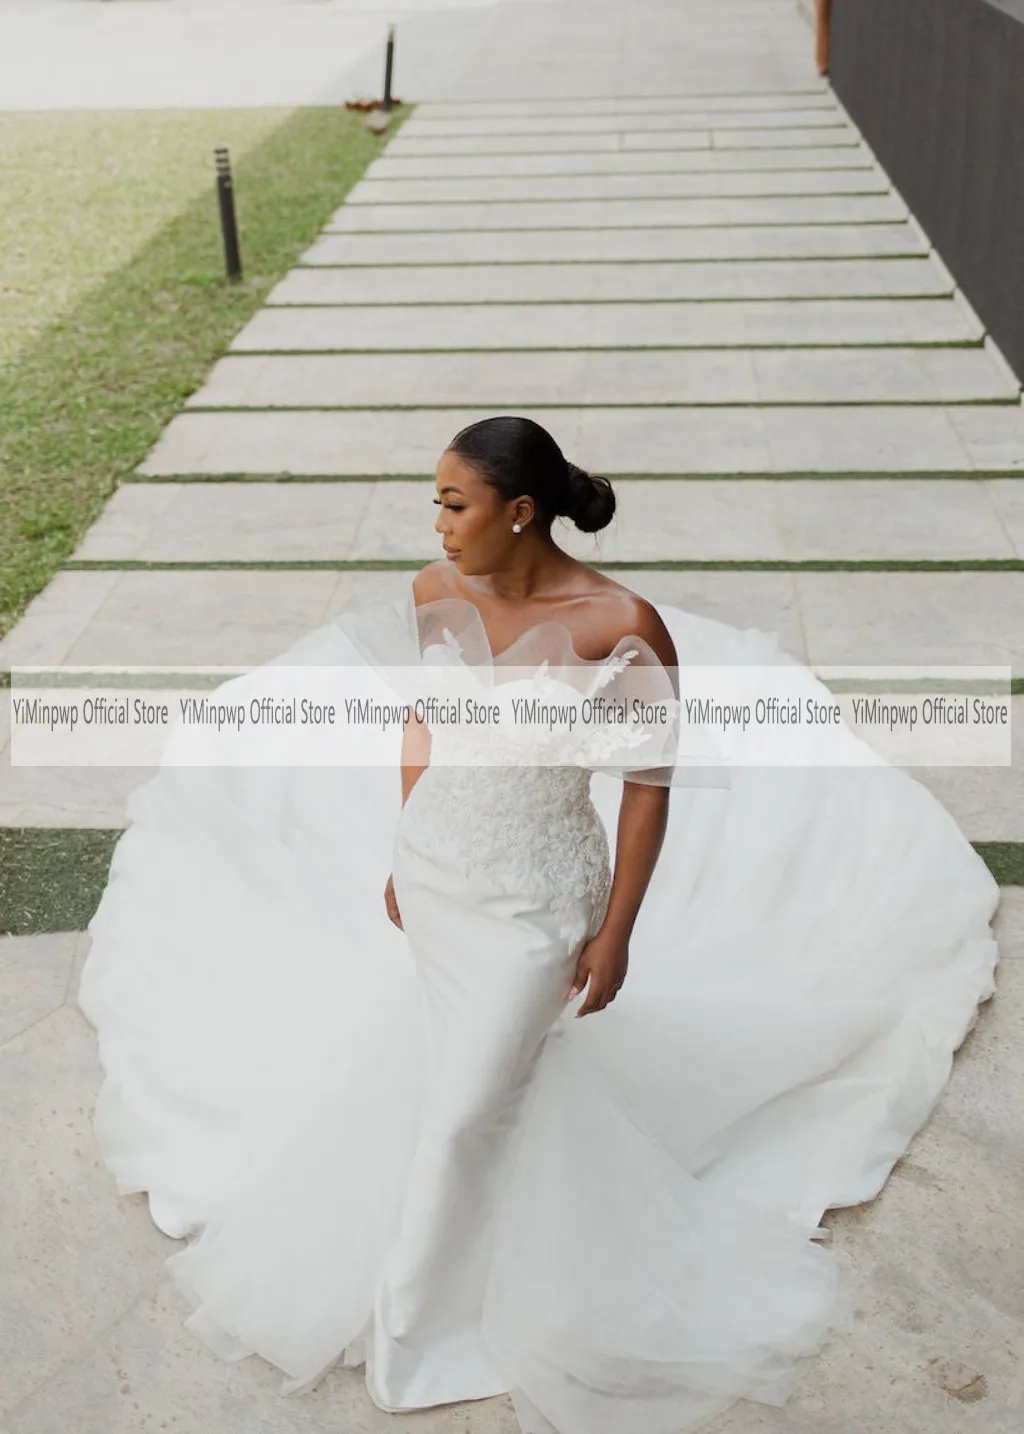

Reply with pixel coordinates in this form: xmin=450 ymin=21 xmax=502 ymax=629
xmin=79 ymin=416 xmax=1000 ymax=1434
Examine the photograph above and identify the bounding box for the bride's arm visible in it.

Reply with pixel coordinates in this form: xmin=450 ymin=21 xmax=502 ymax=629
xmin=570 ymin=778 xmax=670 ymax=1017
xmin=571 ymin=600 xmax=677 ymax=1016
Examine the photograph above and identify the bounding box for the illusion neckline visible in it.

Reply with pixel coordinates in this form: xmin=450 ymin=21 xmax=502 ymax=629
xmin=410 ymin=593 xmax=649 ymax=667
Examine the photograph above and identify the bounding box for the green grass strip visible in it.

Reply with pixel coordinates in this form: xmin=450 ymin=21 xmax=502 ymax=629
xmin=974 ymin=844 xmax=1024 ymax=887
xmin=349 ymin=188 xmax=889 ymax=206
xmin=1 ymin=827 xmax=1020 ymax=934
xmin=10 ymin=671 xmax=1020 ymax=696
xmin=222 ymin=340 xmax=981 ymax=353
xmin=368 ymin=166 xmax=877 ymax=181
xmin=182 ymin=399 xmax=1015 ymax=413
xmin=0 ymin=104 xmax=410 ymax=643
xmin=59 ymin=558 xmax=1024 ymax=573
xmin=119 ymin=469 xmax=1024 ymax=483
xmin=0 ymin=828 xmax=122 ymax=935
xmin=296 ymin=251 xmax=926 ymax=268
xmin=325 ymin=220 xmax=906 ymax=236
xmin=263 ymin=294 xmax=953 ymax=307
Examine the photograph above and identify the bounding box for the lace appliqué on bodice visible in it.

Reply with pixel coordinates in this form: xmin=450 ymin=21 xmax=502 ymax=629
xmin=402 ymin=763 xmax=612 ymax=948
xmin=340 ymin=590 xmax=682 ymax=948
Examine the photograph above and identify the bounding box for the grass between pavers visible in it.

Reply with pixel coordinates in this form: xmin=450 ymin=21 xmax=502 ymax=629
xmin=294 ymin=253 xmax=929 ymax=267
xmin=350 ymin=190 xmax=892 ymax=205
xmin=322 ymin=223 xmax=908 ymax=235
xmin=119 ymin=469 xmax=1024 ymax=483
xmin=0 ymin=104 xmax=408 ymax=644
xmin=2 ymin=828 xmax=1020 ymax=935
xmin=182 ymin=400 xmax=1017 ymax=411
xmin=58 ymin=558 xmax=1024 ymax=573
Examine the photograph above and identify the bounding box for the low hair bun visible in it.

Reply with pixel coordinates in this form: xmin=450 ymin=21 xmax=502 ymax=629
xmin=563 ymin=462 xmax=616 ymax=534
xmin=445 ymin=417 xmax=616 ymax=535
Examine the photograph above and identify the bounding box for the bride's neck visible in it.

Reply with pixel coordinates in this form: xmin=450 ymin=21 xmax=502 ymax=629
xmin=471 ymin=536 xmax=576 ymax=604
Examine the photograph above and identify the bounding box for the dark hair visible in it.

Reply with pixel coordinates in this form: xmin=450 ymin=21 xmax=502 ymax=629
xmin=446 ymin=416 xmax=616 ymax=534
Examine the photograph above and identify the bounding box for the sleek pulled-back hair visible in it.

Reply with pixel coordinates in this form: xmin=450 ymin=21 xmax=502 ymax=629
xmin=446 ymin=416 xmax=616 ymax=535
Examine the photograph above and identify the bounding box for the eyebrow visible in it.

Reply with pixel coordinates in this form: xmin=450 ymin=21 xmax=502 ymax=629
xmin=437 ymin=486 xmax=465 ymax=496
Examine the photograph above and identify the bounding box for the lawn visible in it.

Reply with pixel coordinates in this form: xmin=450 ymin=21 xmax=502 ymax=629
xmin=0 ymin=104 xmax=405 ymax=639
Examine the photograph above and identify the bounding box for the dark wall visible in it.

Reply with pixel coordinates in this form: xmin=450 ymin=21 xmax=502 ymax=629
xmin=830 ymin=0 xmax=1024 ymax=379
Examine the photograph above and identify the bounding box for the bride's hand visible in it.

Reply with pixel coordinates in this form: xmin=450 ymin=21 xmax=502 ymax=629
xmin=567 ymin=931 xmax=628 ymax=1017
xmin=384 ymin=874 xmax=403 ymax=930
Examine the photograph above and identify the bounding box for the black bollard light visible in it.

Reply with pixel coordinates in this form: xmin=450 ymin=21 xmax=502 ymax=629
xmin=214 ymin=146 xmax=243 ymax=282
xmin=382 ymin=24 xmax=396 ymax=113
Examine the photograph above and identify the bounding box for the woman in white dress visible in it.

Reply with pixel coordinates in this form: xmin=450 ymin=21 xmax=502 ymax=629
xmin=79 ymin=416 xmax=1000 ymax=1434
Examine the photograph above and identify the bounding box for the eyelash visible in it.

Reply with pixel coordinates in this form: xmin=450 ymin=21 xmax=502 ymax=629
xmin=433 ymin=499 xmax=464 ymax=511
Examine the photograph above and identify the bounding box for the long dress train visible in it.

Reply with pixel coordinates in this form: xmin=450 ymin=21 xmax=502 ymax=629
xmin=78 ymin=586 xmax=1000 ymax=1434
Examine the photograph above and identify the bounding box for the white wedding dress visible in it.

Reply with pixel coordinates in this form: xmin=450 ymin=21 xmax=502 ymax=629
xmin=78 ymin=586 xmax=1000 ymax=1434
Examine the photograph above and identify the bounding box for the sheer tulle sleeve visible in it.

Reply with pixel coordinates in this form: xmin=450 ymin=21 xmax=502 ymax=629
xmin=332 ymin=588 xmax=730 ymax=790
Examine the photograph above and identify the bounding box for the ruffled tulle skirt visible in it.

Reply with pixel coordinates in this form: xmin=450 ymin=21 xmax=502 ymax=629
xmin=78 ymin=598 xmax=1000 ymax=1434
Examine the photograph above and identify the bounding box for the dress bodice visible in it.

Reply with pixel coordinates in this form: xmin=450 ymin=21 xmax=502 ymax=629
xmin=338 ymin=589 xmax=683 ymax=945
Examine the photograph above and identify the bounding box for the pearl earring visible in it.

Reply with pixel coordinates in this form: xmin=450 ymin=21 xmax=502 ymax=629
xmin=512 ymin=522 xmax=522 ymax=533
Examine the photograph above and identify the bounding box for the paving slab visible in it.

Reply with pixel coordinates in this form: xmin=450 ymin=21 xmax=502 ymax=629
xmin=6 ymin=570 xmax=1020 ymax=675
xmin=0 ymin=1276 xmax=518 ymax=1434
xmin=0 ymin=763 xmax=150 ymax=832
xmin=0 ymin=572 xmax=343 ymax=670
xmin=771 ymin=478 xmax=1019 ymax=560
xmin=63 ymin=479 xmax=1017 ymax=566
xmin=348 ymin=170 xmax=889 ymax=206
xmin=400 ymin=110 xmax=850 ymax=138
xmin=326 ymin=194 xmax=906 ymax=233
xmin=947 ymin=406 xmax=1024 ymax=471
xmin=385 ymin=127 xmax=862 ymax=157
xmin=383 ymin=132 xmax=714 ymax=157
xmin=757 ymin=406 xmax=1020 ymax=475
xmin=679 ymin=127 xmax=862 ymax=151
xmin=917 ymin=761 xmax=1024 ymax=847
xmin=367 ymin=147 xmax=876 ymax=178
xmin=796 ymin=571 xmax=1024 ymax=672
xmin=69 ymin=482 xmax=377 ymax=564
xmin=137 ymin=405 xmax=1024 ymax=478
xmin=187 ymin=349 xmax=1017 ymax=411
xmin=0 ymin=932 xmax=79 ymax=1047
xmin=988 ymin=478 xmax=1024 ymax=557
xmin=0 ymin=1003 xmax=174 ymax=1414
xmin=416 ymin=95 xmax=839 ymax=120
xmin=270 ymin=257 xmax=951 ymax=306
xmin=233 ymin=299 xmax=979 ymax=354
xmin=301 ymin=224 xmax=927 ymax=266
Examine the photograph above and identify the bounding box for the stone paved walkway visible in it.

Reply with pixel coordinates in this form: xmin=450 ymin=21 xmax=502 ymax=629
xmin=1 ymin=1 xmax=1023 ymax=1430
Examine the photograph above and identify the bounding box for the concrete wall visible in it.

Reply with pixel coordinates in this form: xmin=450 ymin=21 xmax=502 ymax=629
xmin=830 ymin=0 xmax=1024 ymax=379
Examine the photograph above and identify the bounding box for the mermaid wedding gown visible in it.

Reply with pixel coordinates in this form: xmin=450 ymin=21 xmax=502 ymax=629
xmin=78 ymin=586 xmax=1000 ymax=1434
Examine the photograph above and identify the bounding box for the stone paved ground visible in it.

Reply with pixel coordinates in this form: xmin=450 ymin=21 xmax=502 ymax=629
xmin=1 ymin=0 xmax=1023 ymax=1429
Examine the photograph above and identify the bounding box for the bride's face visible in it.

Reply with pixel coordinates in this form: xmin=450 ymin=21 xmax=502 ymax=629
xmin=433 ymin=450 xmax=522 ymax=576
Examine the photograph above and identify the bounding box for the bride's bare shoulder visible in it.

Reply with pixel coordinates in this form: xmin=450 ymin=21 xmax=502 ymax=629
xmin=412 ymin=562 xmax=457 ymax=606
xmin=584 ymin=574 xmax=677 ymax=667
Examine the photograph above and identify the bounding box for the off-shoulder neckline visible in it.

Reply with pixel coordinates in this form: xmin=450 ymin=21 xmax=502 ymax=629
xmin=411 ymin=593 xmax=652 ymax=667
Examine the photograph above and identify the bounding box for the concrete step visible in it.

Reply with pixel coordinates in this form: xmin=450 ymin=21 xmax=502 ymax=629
xmin=270 ymin=258 xmax=950 ymax=306
xmin=186 ymin=349 xmax=1017 ymax=411
xmin=66 ymin=479 xmax=1024 ymax=566
xmin=302 ymin=224 xmax=926 ymax=266
xmin=367 ymin=147 xmax=876 ymax=178
xmin=348 ymin=169 xmax=890 ymax=205
xmin=137 ymin=405 xmax=1024 ymax=479
xmin=384 ymin=129 xmax=863 ymax=157
xmin=326 ymin=194 xmax=906 ymax=233
xmin=399 ymin=110 xmax=851 ymax=137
